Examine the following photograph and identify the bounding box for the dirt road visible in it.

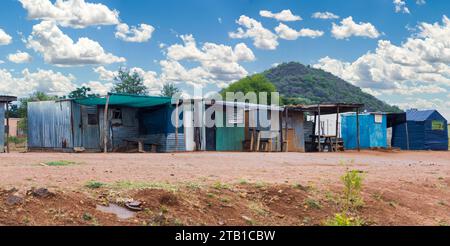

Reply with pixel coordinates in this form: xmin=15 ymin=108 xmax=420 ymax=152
xmin=0 ymin=151 xmax=448 ymax=189
xmin=0 ymin=151 xmax=449 ymax=226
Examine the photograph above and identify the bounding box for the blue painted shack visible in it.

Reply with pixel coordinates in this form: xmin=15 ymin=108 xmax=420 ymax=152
xmin=28 ymin=94 xmax=185 ymax=153
xmin=341 ymin=113 xmax=387 ymax=150
xmin=0 ymin=95 xmax=17 ymax=153
xmin=392 ymin=109 xmax=448 ymax=150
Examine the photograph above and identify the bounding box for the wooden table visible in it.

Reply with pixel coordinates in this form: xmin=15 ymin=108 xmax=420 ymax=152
xmin=310 ymin=135 xmax=338 ymax=152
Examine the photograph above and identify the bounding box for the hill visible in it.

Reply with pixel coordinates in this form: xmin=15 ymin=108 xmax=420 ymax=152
xmin=262 ymin=62 xmax=401 ymax=112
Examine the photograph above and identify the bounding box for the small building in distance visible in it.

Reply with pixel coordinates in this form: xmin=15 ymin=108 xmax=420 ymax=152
xmin=392 ymin=109 xmax=448 ymax=151
xmin=0 ymin=95 xmax=18 ymax=153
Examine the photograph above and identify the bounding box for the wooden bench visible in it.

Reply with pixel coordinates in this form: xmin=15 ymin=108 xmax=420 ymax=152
xmin=123 ymin=138 xmax=146 ymax=153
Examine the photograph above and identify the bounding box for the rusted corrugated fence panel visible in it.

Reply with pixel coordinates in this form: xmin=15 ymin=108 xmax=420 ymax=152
xmin=28 ymin=101 xmax=73 ymax=149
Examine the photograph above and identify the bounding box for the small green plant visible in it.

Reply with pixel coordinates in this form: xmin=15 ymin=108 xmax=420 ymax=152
xmin=185 ymin=182 xmax=202 ymax=190
xmin=219 ymin=197 xmax=230 ymax=203
xmin=85 ymin=181 xmax=105 ymax=189
xmin=341 ymin=170 xmax=364 ymax=210
xmin=8 ymin=136 xmax=27 ymax=144
xmin=212 ymin=181 xmax=230 ymax=190
xmin=253 ymin=182 xmax=267 ymax=189
xmin=248 ymin=202 xmax=268 ymax=216
xmin=160 ymin=205 xmax=169 ymax=214
xmin=111 ymin=181 xmax=178 ymax=191
xmin=238 ymin=179 xmax=249 ymax=185
xmin=324 ymin=213 xmax=364 ymax=226
xmin=45 ymin=160 xmax=77 ymax=166
xmin=304 ymin=198 xmax=322 ymax=210
xmin=82 ymin=213 xmax=93 ymax=221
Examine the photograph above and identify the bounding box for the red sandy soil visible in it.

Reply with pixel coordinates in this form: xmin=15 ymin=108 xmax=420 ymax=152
xmin=0 ymin=151 xmax=449 ymax=225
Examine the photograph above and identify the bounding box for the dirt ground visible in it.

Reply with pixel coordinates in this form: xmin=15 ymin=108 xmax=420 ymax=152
xmin=0 ymin=151 xmax=449 ymax=226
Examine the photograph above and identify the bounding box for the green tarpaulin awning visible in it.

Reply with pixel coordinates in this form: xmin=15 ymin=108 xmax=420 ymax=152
xmin=74 ymin=93 xmax=172 ymax=108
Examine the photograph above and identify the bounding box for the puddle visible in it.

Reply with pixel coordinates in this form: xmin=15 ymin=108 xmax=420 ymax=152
xmin=96 ymin=203 xmax=136 ymax=220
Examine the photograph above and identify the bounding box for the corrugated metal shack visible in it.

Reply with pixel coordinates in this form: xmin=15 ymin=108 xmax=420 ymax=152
xmin=284 ymin=104 xmax=364 ymax=152
xmin=0 ymin=95 xmax=17 ymax=153
xmin=28 ymin=94 xmax=185 ymax=153
xmin=341 ymin=113 xmax=387 ymax=150
xmin=392 ymin=109 xmax=448 ymax=150
xmin=185 ymin=100 xmax=284 ymax=152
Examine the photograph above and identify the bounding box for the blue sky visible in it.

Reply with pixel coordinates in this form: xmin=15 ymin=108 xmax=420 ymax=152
xmin=0 ymin=0 xmax=449 ymax=119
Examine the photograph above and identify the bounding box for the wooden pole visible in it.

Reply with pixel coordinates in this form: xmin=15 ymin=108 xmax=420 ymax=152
xmin=175 ymin=100 xmax=179 ymax=152
xmin=5 ymin=103 xmax=10 ymax=153
xmin=335 ymin=105 xmax=340 ymax=152
xmin=103 ymin=94 xmax=110 ymax=153
xmin=356 ymin=107 xmax=360 ymax=152
xmin=279 ymin=109 xmax=283 ymax=152
xmin=318 ymin=105 xmax=322 ymax=152
xmin=284 ymin=108 xmax=289 ymax=152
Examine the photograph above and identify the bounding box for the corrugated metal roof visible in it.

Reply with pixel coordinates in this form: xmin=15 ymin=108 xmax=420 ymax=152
xmin=406 ymin=110 xmax=436 ymax=122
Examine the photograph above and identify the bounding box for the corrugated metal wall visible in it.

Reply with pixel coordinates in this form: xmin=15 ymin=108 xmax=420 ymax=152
xmin=0 ymin=103 xmax=5 ymax=152
xmin=28 ymin=101 xmax=73 ymax=149
xmin=392 ymin=112 xmax=448 ymax=150
xmin=215 ymin=108 xmax=245 ymax=151
xmin=72 ymin=103 xmax=83 ymax=147
xmin=341 ymin=113 xmax=387 ymax=150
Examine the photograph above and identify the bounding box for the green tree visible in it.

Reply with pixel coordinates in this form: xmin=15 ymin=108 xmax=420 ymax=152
xmin=68 ymin=86 xmax=98 ymax=99
xmin=221 ymin=74 xmax=277 ymax=104
xmin=112 ymin=68 xmax=148 ymax=95
xmin=7 ymin=104 xmax=20 ymax=118
xmin=160 ymin=82 xmax=181 ymax=97
xmin=17 ymin=92 xmax=59 ymax=132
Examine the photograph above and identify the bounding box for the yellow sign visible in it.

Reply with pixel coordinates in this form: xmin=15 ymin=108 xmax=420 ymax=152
xmin=432 ymin=121 xmax=444 ymax=130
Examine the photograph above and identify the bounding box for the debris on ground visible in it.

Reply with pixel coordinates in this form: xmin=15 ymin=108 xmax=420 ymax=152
xmin=28 ymin=188 xmax=55 ymax=198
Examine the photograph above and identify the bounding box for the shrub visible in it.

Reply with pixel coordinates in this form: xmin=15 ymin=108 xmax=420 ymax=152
xmin=341 ymin=170 xmax=364 ymax=210
xmin=325 ymin=213 xmax=364 ymax=226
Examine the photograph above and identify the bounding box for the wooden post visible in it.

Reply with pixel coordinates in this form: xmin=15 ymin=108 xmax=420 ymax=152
xmin=335 ymin=106 xmax=340 ymax=152
xmin=5 ymin=103 xmax=10 ymax=153
xmin=256 ymin=131 xmax=261 ymax=152
xmin=318 ymin=105 xmax=322 ymax=152
xmin=284 ymin=108 xmax=289 ymax=152
xmin=175 ymin=100 xmax=179 ymax=152
xmin=279 ymin=109 xmax=283 ymax=152
xmin=356 ymin=107 xmax=360 ymax=152
xmin=103 ymin=94 xmax=110 ymax=153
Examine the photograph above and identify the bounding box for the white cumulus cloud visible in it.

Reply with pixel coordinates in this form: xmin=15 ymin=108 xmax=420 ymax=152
xmin=115 ymin=23 xmax=155 ymax=43
xmin=162 ymin=34 xmax=255 ymax=88
xmin=0 ymin=68 xmax=76 ymax=97
xmin=259 ymin=9 xmax=302 ymax=22
xmin=229 ymin=15 xmax=279 ymax=50
xmin=19 ymin=0 xmax=120 ymax=28
xmin=312 ymin=12 xmax=339 ymax=20
xmin=93 ymin=66 xmax=161 ymax=94
xmin=275 ymin=23 xmax=324 ymax=40
xmin=0 ymin=28 xmax=12 ymax=45
xmin=393 ymin=0 xmax=410 ymax=14
xmin=7 ymin=51 xmax=32 ymax=64
xmin=331 ymin=16 xmax=381 ymax=39
xmin=27 ymin=21 xmax=126 ymax=66
xmin=314 ymin=15 xmax=450 ymax=105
